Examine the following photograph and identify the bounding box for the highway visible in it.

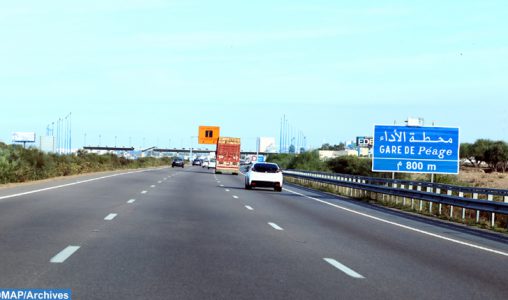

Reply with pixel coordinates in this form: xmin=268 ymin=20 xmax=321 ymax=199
xmin=0 ymin=166 xmax=507 ymax=299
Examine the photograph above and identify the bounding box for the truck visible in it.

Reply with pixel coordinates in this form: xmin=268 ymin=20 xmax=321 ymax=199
xmin=215 ymin=137 xmax=241 ymax=175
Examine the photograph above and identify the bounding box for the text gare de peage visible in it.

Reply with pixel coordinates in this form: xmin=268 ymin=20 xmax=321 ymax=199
xmin=378 ymin=145 xmax=453 ymax=159
xmin=376 ymin=129 xmax=457 ymax=160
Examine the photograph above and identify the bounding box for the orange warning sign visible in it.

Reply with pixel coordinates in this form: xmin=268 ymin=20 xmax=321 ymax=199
xmin=198 ymin=126 xmax=220 ymax=144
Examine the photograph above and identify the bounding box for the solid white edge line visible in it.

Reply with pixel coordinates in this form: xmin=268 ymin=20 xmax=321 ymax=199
xmin=50 ymin=246 xmax=80 ymax=263
xmin=324 ymin=258 xmax=365 ymax=279
xmin=245 ymin=205 xmax=254 ymax=210
xmin=127 ymin=199 xmax=136 ymax=204
xmin=104 ymin=213 xmax=118 ymax=221
xmin=0 ymin=168 xmax=163 ymax=201
xmin=268 ymin=222 xmax=284 ymax=231
xmin=284 ymin=188 xmax=508 ymax=257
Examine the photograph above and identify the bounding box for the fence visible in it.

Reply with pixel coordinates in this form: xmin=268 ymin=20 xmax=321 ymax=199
xmin=283 ymin=170 xmax=508 ymax=229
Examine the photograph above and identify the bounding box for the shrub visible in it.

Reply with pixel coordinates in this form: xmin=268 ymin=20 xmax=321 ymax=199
xmin=267 ymin=151 xmax=327 ymax=171
xmin=266 ymin=154 xmax=294 ymax=169
xmin=0 ymin=143 xmax=169 ymax=184
xmin=287 ymin=151 xmax=327 ymax=171
xmin=326 ymin=156 xmax=374 ymax=177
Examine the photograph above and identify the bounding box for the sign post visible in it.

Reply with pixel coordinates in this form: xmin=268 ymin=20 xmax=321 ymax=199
xmin=372 ymin=125 xmax=460 ymax=174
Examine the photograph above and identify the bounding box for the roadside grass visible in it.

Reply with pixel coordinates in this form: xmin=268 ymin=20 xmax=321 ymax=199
xmin=0 ymin=143 xmax=171 ymax=185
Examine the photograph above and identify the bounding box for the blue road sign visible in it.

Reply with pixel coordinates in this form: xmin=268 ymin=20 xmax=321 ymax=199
xmin=373 ymin=125 xmax=460 ymax=174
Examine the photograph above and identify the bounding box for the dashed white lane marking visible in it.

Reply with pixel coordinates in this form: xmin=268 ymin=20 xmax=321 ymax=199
xmin=324 ymin=258 xmax=365 ymax=279
xmin=158 ymin=181 xmax=162 ymax=184
xmin=50 ymin=246 xmax=80 ymax=263
xmin=220 ymin=184 xmax=225 ymax=187
xmin=268 ymin=222 xmax=284 ymax=231
xmin=150 ymin=185 xmax=156 ymax=188
xmin=141 ymin=191 xmax=147 ymax=194
xmin=104 ymin=213 xmax=118 ymax=221
xmin=127 ymin=199 xmax=136 ymax=204
xmin=233 ymin=195 xmax=239 ymax=199
xmin=284 ymin=188 xmax=508 ymax=257
xmin=0 ymin=168 xmax=163 ymax=201
xmin=245 ymin=205 xmax=253 ymax=211
xmin=225 ymin=189 xmax=230 ymax=192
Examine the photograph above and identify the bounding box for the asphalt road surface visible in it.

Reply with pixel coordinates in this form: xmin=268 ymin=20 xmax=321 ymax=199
xmin=1 ymin=166 xmax=507 ymax=299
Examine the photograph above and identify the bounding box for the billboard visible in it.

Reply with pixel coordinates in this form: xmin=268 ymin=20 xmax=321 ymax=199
xmin=258 ymin=137 xmax=277 ymax=153
xmin=12 ymin=132 xmax=36 ymax=143
xmin=372 ymin=125 xmax=460 ymax=174
xmin=356 ymin=136 xmax=373 ymax=148
xmin=198 ymin=126 xmax=220 ymax=144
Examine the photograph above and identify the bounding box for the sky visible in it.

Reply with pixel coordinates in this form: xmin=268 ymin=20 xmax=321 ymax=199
xmin=1 ymin=0 xmax=507 ymax=151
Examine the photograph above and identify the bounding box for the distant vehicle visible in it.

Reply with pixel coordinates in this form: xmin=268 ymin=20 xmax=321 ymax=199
xmin=202 ymin=159 xmax=209 ymax=168
xmin=192 ymin=158 xmax=202 ymax=166
xmin=215 ymin=137 xmax=240 ymax=175
xmin=244 ymin=162 xmax=283 ymax=192
xmin=208 ymin=158 xmax=216 ymax=169
xmin=172 ymin=157 xmax=185 ymax=168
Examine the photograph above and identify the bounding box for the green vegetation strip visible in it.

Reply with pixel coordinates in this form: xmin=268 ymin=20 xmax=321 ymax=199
xmin=0 ymin=143 xmax=170 ymax=184
xmin=267 ymin=151 xmax=465 ymax=185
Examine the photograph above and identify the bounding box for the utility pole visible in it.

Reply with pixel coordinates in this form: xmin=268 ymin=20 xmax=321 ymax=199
xmin=69 ymin=112 xmax=72 ymax=154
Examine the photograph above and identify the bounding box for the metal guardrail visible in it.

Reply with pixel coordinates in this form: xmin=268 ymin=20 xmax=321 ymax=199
xmin=284 ymin=170 xmax=508 ymax=197
xmin=283 ymin=170 xmax=508 ymax=217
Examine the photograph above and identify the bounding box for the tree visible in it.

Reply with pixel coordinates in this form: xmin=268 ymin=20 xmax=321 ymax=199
xmin=471 ymin=139 xmax=493 ymax=167
xmin=320 ymin=143 xmax=332 ymax=150
xmin=484 ymin=141 xmax=508 ymax=172
xmin=289 ymin=145 xmax=296 ymax=153
xmin=460 ymin=143 xmax=475 ymax=166
xmin=320 ymin=143 xmax=346 ymax=151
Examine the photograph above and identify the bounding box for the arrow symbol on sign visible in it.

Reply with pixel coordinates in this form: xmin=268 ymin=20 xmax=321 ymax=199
xmin=397 ymin=162 xmax=403 ymax=171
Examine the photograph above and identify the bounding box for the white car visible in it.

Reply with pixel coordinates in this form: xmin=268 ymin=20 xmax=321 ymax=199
xmin=208 ymin=158 xmax=216 ymax=169
xmin=202 ymin=160 xmax=209 ymax=168
xmin=244 ymin=162 xmax=283 ymax=192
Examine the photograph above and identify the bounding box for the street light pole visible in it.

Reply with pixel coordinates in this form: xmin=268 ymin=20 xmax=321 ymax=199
xmin=189 ymin=136 xmax=198 ymax=161
xmin=69 ymin=114 xmax=71 ymax=153
xmin=190 ymin=136 xmax=193 ymax=161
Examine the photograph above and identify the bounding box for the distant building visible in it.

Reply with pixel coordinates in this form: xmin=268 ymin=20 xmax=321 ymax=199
xmin=357 ymin=147 xmax=372 ymax=157
xmin=39 ymin=136 xmax=55 ymax=153
xmin=318 ymin=150 xmax=358 ymax=160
